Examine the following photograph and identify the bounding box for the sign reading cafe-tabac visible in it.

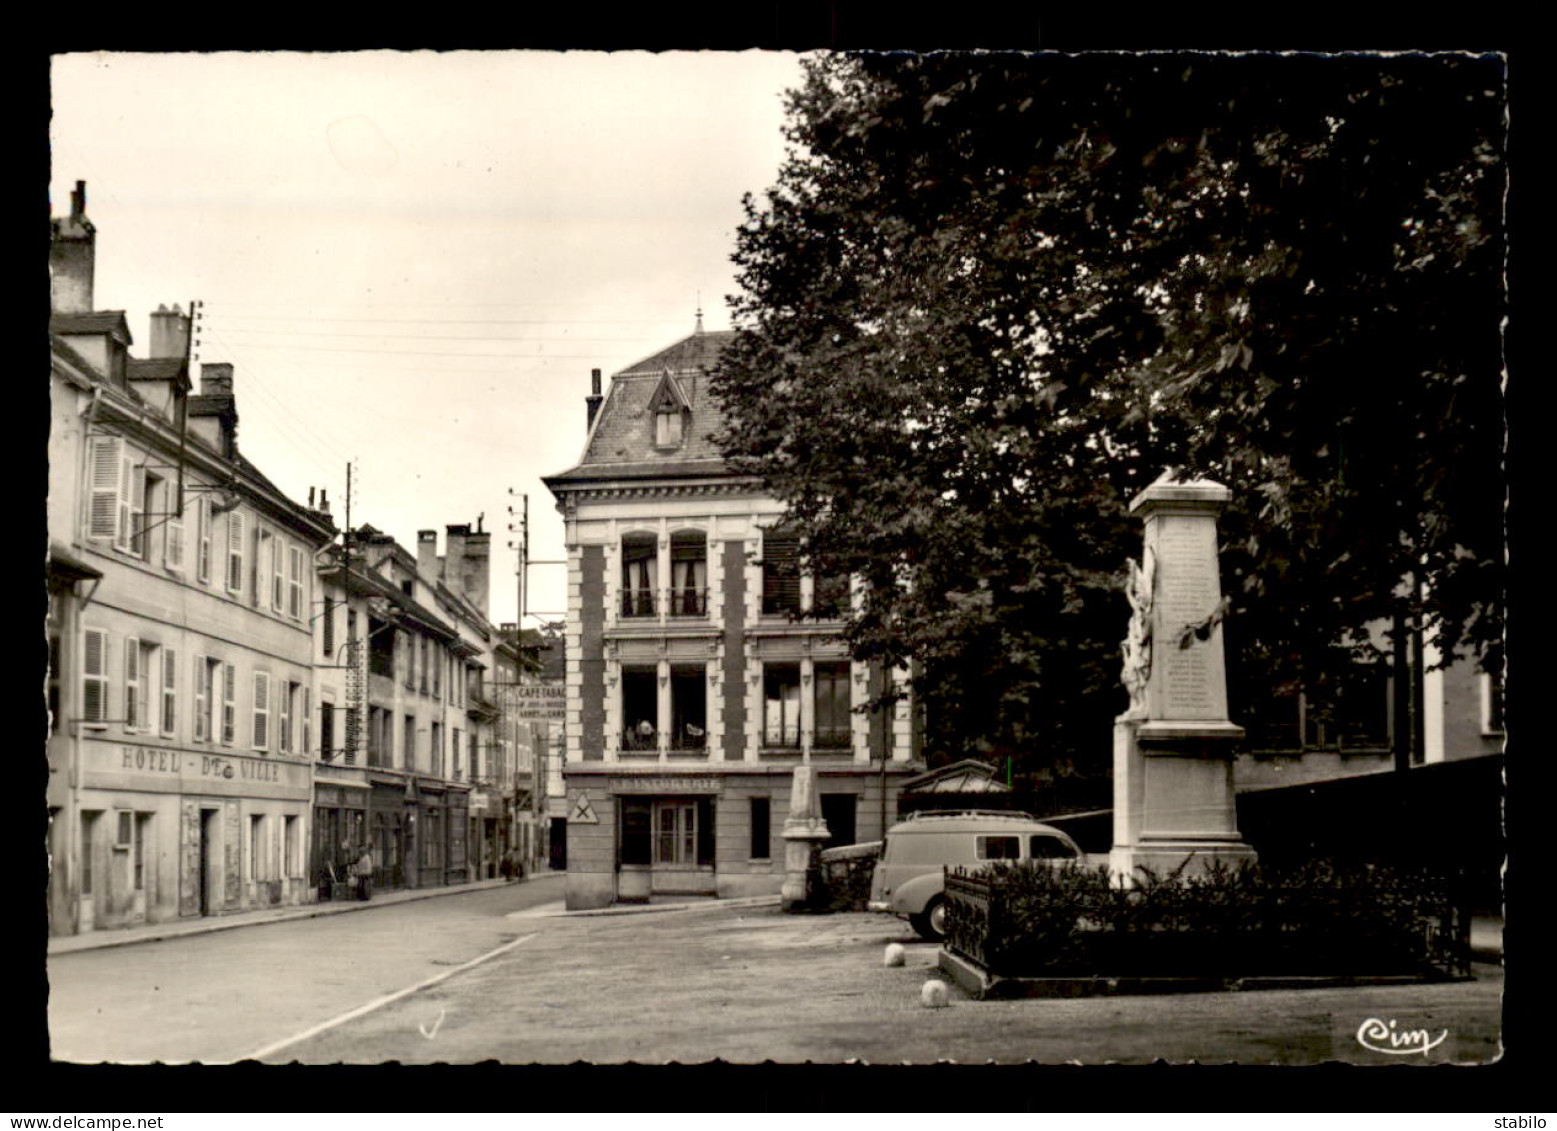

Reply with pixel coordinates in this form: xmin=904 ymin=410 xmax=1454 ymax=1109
xmin=510 ymin=682 xmax=565 ymax=720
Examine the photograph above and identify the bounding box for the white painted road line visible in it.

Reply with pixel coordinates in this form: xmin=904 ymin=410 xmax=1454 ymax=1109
xmin=232 ymin=932 xmax=538 ymax=1063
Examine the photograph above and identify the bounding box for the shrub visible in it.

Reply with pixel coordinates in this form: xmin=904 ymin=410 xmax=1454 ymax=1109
xmin=948 ymin=857 xmax=1470 ymax=978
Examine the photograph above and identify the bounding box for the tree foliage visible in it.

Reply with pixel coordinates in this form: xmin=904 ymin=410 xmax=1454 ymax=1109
xmin=711 ymin=51 xmax=1505 ymax=769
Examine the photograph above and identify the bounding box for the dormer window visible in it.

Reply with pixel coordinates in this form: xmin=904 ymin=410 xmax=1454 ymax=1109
xmin=648 ymin=369 xmax=690 ymax=450
xmin=655 ymin=407 xmax=684 ymax=448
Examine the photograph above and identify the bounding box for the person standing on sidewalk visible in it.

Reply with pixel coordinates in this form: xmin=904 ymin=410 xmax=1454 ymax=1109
xmin=355 ymin=844 xmax=374 ymax=901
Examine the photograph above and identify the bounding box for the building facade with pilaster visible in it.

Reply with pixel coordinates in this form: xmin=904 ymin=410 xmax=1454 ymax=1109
xmin=543 ymin=325 xmax=923 ymax=910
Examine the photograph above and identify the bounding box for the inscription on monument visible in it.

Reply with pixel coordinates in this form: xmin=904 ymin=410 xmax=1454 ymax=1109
xmin=1151 ymin=516 xmax=1225 ymax=719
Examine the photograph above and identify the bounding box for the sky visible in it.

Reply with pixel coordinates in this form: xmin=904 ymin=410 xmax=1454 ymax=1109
xmin=49 ymin=49 xmax=809 ymax=629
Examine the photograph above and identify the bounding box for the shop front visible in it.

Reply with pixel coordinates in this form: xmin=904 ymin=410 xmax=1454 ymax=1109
xmin=75 ymin=739 xmax=314 ymax=930
xmin=312 ymin=777 xmax=369 ymax=900
xmin=367 ymin=772 xmax=411 ymax=892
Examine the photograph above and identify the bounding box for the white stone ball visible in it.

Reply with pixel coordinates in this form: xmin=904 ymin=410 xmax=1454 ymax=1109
xmin=883 ymin=943 xmax=906 ymax=967
xmin=920 ymin=979 xmax=950 ymax=1009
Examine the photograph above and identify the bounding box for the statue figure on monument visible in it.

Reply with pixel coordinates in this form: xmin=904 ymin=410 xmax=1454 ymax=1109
xmin=1120 ymin=545 xmax=1155 ymax=719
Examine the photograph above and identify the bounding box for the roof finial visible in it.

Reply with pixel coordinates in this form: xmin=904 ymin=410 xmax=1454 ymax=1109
xmin=695 ymin=292 xmax=703 ymax=335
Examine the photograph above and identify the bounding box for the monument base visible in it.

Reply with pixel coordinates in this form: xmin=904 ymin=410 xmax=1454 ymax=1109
xmin=780 ymin=827 xmax=829 ymax=912
xmin=1109 ymin=838 xmax=1258 ymax=886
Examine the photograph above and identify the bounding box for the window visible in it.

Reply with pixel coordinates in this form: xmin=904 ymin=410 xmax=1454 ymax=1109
xmin=750 ymin=798 xmax=770 ymax=860
xmin=669 ymin=530 xmax=707 ymax=616
xmin=976 ymin=835 xmax=1021 ymax=861
xmin=368 ymin=618 xmax=395 ymax=678
xmin=284 ymin=815 xmax=299 ymax=878
xmin=48 ymin=625 xmax=61 ymax=734
xmin=160 ymin=649 xmax=177 ymax=737
xmin=131 ymin=470 xmax=157 ymax=558
xmin=82 ymin=629 xmax=108 ymax=724
xmin=620 ymin=667 xmax=658 ymax=751
xmin=133 ymin=813 xmax=150 ymax=891
xmin=421 ymin=639 xmax=430 ymax=694
xmin=87 ymin=435 xmax=126 ymax=544
xmin=221 ymin=662 xmax=237 ymax=745
xmin=621 ymin=798 xmax=651 ymax=865
xmin=669 ymin=666 xmax=707 ymax=751
xmin=253 ymin=528 xmax=272 ymax=608
xmin=124 ymin=637 xmax=144 ymax=731
xmin=761 ymin=530 xmax=801 ymax=616
xmin=452 ymin=726 xmax=462 ymax=780
xmin=620 ymin=533 xmax=657 ymax=618
xmin=225 ymin=511 xmax=246 ymax=595
xmin=655 ymin=801 xmax=698 ymax=864
xmin=319 ymin=699 xmax=335 ymax=761
xmin=1243 ymin=662 xmax=1391 ymax=753
xmin=80 ymin=811 xmax=98 ymax=895
xmin=116 ymin=809 xmax=134 ymax=850
xmin=820 ymin=793 xmax=857 ymax=849
xmin=654 ymin=407 xmax=684 ymax=447
xmin=165 ymin=484 xmax=186 ymax=571
xmin=403 ymin=631 xmax=415 ymax=689
xmin=196 ymin=494 xmax=212 ymax=584
xmin=271 ymin=534 xmax=286 ymax=613
xmin=469 ymin=731 xmax=479 ymax=782
xmin=322 ymin=594 xmax=335 ymax=656
xmin=194 ymin=656 xmax=212 ymax=742
xmin=431 ymin=721 xmax=444 ymax=777
xmin=813 ymin=661 xmax=852 ymax=749
xmin=812 ymin=572 xmax=850 ymax=619
xmin=248 ymin=814 xmax=263 ymax=882
xmin=279 ymin=681 xmax=297 ymax=754
xmin=1483 ymin=669 xmax=1506 ymax=736
xmin=253 ymin=671 xmax=271 ymax=751
xmin=763 ymin=664 xmax=801 ymax=747
xmin=433 ymin=646 xmax=442 ymax=699
xmin=1029 ymin=835 xmax=1079 ymax=860
xmin=404 ymin=715 xmax=417 ymax=771
xmin=302 ymin=686 xmax=312 ymax=755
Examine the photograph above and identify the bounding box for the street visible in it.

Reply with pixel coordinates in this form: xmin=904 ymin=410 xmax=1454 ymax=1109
xmin=47 ymin=878 xmax=1503 ymax=1066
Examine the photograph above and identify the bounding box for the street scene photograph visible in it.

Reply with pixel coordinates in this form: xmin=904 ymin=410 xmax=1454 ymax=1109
xmin=42 ymin=46 xmax=1509 ymax=1074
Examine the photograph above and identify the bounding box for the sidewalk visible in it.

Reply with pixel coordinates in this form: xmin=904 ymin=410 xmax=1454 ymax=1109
xmin=47 ymin=871 xmax=565 ymax=957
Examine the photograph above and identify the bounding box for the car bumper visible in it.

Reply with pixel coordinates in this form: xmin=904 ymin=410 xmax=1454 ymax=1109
xmin=866 ymin=900 xmax=894 ymax=914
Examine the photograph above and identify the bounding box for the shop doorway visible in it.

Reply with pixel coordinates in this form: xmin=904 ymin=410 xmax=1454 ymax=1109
xmin=619 ymin=796 xmax=715 ymax=897
xmin=198 ymin=808 xmax=219 ymax=916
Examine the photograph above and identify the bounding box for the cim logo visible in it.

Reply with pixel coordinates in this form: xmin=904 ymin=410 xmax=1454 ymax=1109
xmin=1355 ymin=1016 xmax=1449 ymax=1057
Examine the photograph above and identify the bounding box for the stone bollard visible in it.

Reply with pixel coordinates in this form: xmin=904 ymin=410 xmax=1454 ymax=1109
xmin=920 ymin=979 xmax=950 ymax=1009
xmin=883 ymin=943 xmax=906 ymax=967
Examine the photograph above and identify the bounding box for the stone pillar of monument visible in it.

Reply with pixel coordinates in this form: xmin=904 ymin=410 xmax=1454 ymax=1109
xmin=780 ymin=765 xmax=831 ymax=912
xmin=1109 ymin=476 xmax=1256 ymax=884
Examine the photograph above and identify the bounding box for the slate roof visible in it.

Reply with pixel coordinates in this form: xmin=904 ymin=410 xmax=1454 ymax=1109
xmin=50 ymin=311 xmax=132 ymax=341
xmin=128 ymin=357 xmax=187 ymax=381
xmin=546 ymin=328 xmax=738 ymax=486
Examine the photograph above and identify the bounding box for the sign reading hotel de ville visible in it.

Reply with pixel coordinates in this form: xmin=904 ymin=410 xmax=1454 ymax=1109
xmin=512 ymin=682 xmax=565 ymax=720
xmin=82 ymin=742 xmax=312 ymax=800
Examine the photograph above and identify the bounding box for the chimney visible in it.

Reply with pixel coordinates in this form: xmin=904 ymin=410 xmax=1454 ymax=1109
xmin=49 ymin=180 xmax=97 ymax=314
xmin=417 ymin=530 xmax=440 ymax=580
xmin=586 ymin=368 xmax=603 ymax=430
xmin=461 ymin=524 xmax=492 ymax=618
xmin=200 ymin=362 xmax=234 ymax=397
xmin=149 ymin=304 xmax=192 ymax=360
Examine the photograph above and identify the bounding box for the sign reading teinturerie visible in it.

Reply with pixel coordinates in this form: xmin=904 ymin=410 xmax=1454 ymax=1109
xmin=511 ymin=683 xmax=565 ymax=719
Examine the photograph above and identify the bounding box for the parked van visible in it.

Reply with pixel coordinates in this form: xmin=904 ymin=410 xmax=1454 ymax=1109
xmin=867 ymin=810 xmax=1083 ymax=940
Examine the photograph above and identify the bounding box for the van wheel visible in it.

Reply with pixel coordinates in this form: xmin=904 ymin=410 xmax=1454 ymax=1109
xmin=911 ymin=896 xmax=947 ymax=942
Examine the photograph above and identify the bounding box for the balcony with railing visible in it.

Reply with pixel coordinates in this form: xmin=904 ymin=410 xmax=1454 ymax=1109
xmin=620 ymin=587 xmax=657 ymax=619
xmin=811 ymin=725 xmax=853 ymax=753
xmin=666 ymin=587 xmax=708 ymax=618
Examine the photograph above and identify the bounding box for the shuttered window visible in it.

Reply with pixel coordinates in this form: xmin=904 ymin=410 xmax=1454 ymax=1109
xmin=83 ymin=628 xmax=108 ymax=723
xmin=161 ymin=649 xmax=177 ymax=736
xmin=302 ymin=686 xmax=312 ymax=755
xmin=221 ymin=662 xmax=236 ymax=745
xmin=124 ymin=636 xmax=142 ymax=730
xmin=165 ymin=485 xmax=186 ymax=571
xmin=226 ymin=512 xmax=246 ymax=595
xmin=253 ymin=671 xmax=270 ymax=751
xmin=193 ymin=655 xmax=210 ymax=742
xmin=196 ymin=495 xmax=213 ymax=584
xmin=761 ymin=530 xmax=801 ymax=616
xmin=271 ymin=534 xmax=285 ymax=612
xmin=278 ymin=680 xmax=293 ymax=754
xmin=88 ymin=436 xmax=122 ymax=541
xmin=288 ymin=546 xmax=304 ymax=619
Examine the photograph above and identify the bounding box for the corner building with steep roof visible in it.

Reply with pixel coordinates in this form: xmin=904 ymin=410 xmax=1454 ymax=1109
xmin=544 ymin=324 xmax=924 ymax=909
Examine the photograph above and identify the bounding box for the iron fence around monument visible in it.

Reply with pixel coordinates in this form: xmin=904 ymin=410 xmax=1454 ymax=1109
xmin=941 ymin=859 xmax=1473 ymax=980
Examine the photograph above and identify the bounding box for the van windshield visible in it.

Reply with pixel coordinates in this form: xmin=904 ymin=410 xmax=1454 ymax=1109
xmin=1029 ymin=834 xmax=1079 ymax=859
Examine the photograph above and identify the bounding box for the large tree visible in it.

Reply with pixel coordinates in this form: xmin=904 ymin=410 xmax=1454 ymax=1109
xmin=712 ymin=51 xmax=1505 ymax=771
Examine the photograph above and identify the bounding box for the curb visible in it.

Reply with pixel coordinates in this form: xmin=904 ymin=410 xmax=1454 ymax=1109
xmin=48 ymin=872 xmax=565 ymax=956
xmin=533 ymin=895 xmax=783 ymax=919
